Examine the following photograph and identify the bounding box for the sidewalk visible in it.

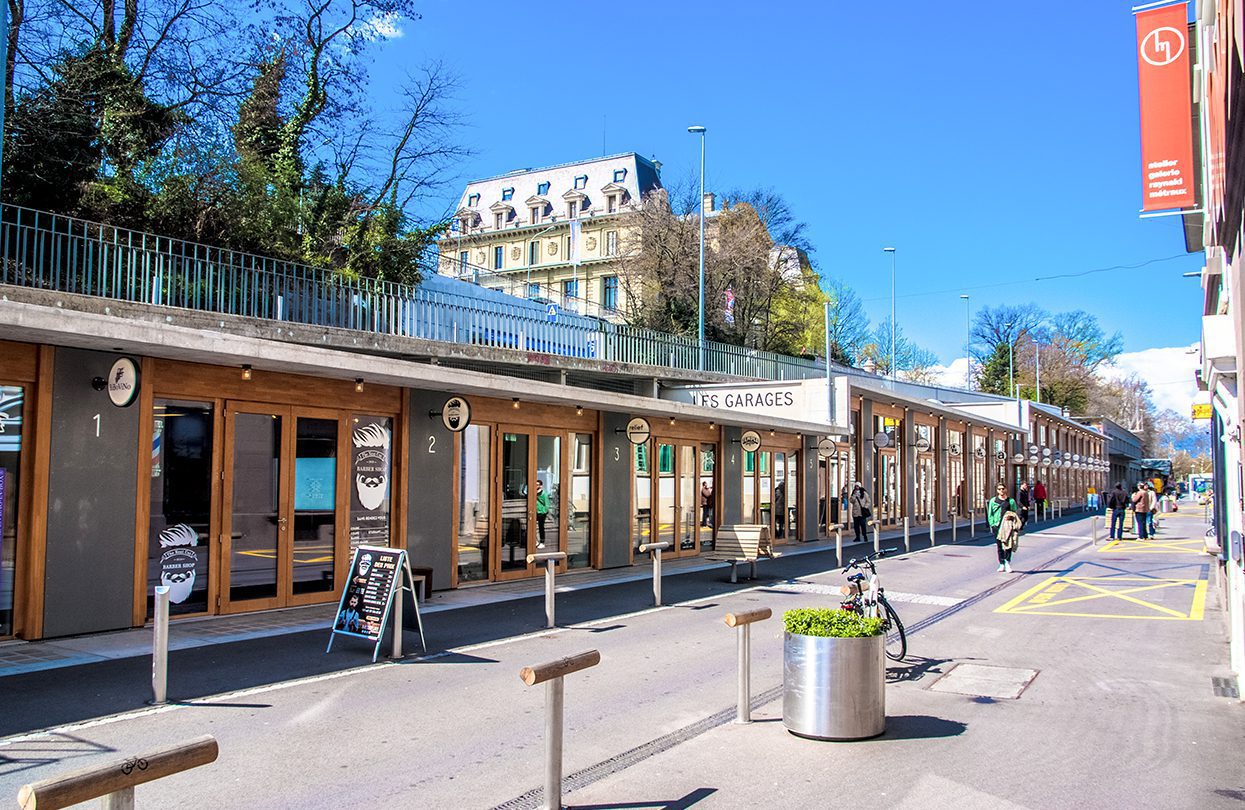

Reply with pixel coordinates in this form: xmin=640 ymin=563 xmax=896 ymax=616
xmin=0 ymin=511 xmax=1020 ymax=678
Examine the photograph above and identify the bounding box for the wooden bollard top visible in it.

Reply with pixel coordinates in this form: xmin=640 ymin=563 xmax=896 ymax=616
xmin=526 ymin=551 xmax=568 ymax=564
xmin=520 ymin=649 xmax=600 ymax=686
xmin=638 ymin=541 xmax=671 ymax=552
xmin=724 ymin=607 xmax=772 ymax=627
xmin=19 ymin=735 xmax=219 ymax=810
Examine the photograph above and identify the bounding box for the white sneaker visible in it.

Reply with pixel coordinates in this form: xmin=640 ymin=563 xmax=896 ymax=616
xmin=537 ymin=543 xmax=545 ymax=549
xmin=1004 ymin=561 xmax=1012 ymax=573
xmin=997 ymin=563 xmax=1005 ymax=572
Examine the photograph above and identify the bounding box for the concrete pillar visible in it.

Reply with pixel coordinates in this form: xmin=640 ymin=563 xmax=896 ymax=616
xmin=902 ymin=410 xmax=916 ymax=526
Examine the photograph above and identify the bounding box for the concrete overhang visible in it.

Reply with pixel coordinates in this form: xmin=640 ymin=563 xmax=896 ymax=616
xmin=0 ymin=294 xmax=839 ymax=437
xmin=847 ymin=376 xmax=1023 ymax=435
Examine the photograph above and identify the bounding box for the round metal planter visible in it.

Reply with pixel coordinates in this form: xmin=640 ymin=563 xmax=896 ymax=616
xmin=782 ymin=631 xmax=885 ymax=740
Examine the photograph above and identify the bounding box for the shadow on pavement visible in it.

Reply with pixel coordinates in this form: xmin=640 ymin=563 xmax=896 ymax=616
xmin=887 ymin=655 xmax=962 ymax=684
xmin=876 ymin=714 xmax=968 ymax=741
xmin=569 ymin=786 xmax=718 ymax=809
xmin=0 ymin=733 xmax=116 ymax=780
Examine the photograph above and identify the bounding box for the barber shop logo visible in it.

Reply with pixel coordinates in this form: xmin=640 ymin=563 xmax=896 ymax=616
xmin=353 ymin=423 xmax=391 ymax=511
xmin=158 ymin=524 xmax=199 ymax=604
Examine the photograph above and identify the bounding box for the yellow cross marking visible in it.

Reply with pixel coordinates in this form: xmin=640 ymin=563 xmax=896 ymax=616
xmin=1097 ymin=537 xmax=1206 ymax=554
xmin=995 ymin=576 xmax=1207 ymax=621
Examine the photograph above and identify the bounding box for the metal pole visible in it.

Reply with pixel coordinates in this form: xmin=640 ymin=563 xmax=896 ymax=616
xmin=736 ymin=624 xmax=751 ymax=724
xmin=544 ymin=677 xmax=564 ymax=810
xmin=545 ymin=559 xmax=556 ymax=629
xmin=970 ymin=511 xmax=976 ymax=539
xmin=929 ymin=513 xmax=935 ymax=546
xmin=1091 ymin=515 xmax=1099 ymax=545
xmin=835 ymin=525 xmax=843 ymax=567
xmin=691 ymin=127 xmax=706 ymax=371
xmin=903 ymin=516 xmax=910 ymax=552
xmin=152 ymin=585 xmax=170 ymax=705
xmin=884 ymin=247 xmax=896 ymax=380
xmin=102 ymin=787 xmax=136 ymax=810
xmin=653 ymin=547 xmax=663 ymax=607
xmin=1035 ymin=342 xmax=1041 ymax=404
xmin=961 ymin=294 xmax=971 ymax=387
xmin=825 ymin=301 xmax=834 ymax=421
xmin=952 ymin=512 xmax=957 ymax=542
xmin=872 ymin=520 xmax=880 ymax=553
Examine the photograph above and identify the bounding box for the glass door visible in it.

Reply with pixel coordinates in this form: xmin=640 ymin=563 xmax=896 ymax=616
xmin=457 ymin=425 xmax=491 ymax=584
xmin=0 ymin=385 xmax=24 ymax=637
xmin=495 ymin=429 xmax=567 ymax=581
xmin=222 ymin=403 xmax=343 ymax=612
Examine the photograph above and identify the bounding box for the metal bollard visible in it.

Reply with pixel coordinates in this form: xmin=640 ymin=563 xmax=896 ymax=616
xmin=152 ymin=585 xmax=170 ymax=705
xmin=520 ymin=650 xmax=601 ymax=810
xmin=929 ymin=515 xmax=936 ymax=546
xmin=1091 ymin=515 xmax=1099 ymax=545
xmin=724 ymin=608 xmax=772 ymax=723
xmin=970 ymin=512 xmax=976 ymax=539
xmin=527 ymin=551 xmax=568 ymax=629
xmin=638 ymin=541 xmax=671 ymax=606
xmin=872 ymin=520 xmax=880 ymax=553
xmin=903 ymin=517 xmax=910 ymax=553
xmin=835 ymin=525 xmax=843 ymax=567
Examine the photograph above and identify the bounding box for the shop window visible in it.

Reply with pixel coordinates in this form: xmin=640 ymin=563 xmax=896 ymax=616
xmin=457 ymin=425 xmax=491 ymax=583
xmin=147 ymin=400 xmax=214 ymax=619
xmin=0 ymin=385 xmax=24 ymax=636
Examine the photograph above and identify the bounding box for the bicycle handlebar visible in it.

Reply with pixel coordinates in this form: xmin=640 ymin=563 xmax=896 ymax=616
xmin=842 ymin=547 xmax=899 ymax=573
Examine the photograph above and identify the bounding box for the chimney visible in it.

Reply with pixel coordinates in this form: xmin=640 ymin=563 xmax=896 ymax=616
xmin=703 ymin=192 xmax=715 ymax=213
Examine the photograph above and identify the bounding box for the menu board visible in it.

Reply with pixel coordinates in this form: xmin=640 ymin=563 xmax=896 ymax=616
xmin=332 ymin=546 xmax=405 ymax=641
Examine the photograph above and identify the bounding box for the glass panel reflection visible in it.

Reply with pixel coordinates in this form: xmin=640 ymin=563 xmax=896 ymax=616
xmin=230 ymin=413 xmax=280 ymax=602
xmin=501 ymin=432 xmax=529 ymax=572
xmin=0 ymin=385 xmax=23 ymax=635
xmin=568 ymin=434 xmax=591 ymax=568
xmin=457 ymin=425 xmax=491 ymax=583
xmin=148 ymin=400 xmax=213 ymax=618
xmin=656 ymin=443 xmax=675 ymax=550
xmin=536 ymin=434 xmax=560 ymax=552
xmin=293 ymin=417 xmax=337 ymax=595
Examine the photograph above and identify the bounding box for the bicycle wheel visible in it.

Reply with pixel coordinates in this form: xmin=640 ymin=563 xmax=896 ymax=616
xmin=880 ymin=597 xmax=907 ymax=661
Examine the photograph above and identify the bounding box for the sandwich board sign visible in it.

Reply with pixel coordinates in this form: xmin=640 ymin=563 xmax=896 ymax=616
xmin=327 ymin=545 xmax=425 ymax=662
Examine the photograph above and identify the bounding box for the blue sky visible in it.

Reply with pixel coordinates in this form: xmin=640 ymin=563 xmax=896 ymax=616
xmin=373 ymin=1 xmax=1204 ymax=365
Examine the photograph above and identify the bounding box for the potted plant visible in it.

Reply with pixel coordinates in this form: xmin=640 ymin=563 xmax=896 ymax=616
xmin=782 ymin=608 xmax=886 ymax=740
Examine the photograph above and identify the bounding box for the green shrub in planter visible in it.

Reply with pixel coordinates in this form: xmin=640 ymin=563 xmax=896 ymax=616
xmin=783 ymin=608 xmax=884 ymax=639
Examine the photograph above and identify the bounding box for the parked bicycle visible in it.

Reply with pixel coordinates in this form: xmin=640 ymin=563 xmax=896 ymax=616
xmin=840 ymin=548 xmax=907 ymax=661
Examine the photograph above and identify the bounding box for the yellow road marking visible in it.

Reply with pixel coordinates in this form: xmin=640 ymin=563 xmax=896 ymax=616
xmin=1096 ymin=537 xmax=1205 ymax=554
xmin=995 ymin=575 xmax=1207 ymax=620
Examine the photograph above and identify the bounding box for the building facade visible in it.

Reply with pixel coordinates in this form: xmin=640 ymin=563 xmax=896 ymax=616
xmin=438 ymin=153 xmax=664 ymax=319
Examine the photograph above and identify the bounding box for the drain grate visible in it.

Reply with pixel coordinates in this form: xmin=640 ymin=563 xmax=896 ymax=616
xmin=1212 ymin=676 xmax=1240 ymax=698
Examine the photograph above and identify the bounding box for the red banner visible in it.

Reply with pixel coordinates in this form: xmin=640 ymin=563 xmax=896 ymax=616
xmin=1136 ymin=3 xmax=1196 ymax=211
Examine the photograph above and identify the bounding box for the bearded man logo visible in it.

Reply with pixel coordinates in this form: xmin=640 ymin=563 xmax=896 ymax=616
xmin=352 ymin=422 xmax=391 ymax=511
xmin=158 ymin=524 xmax=199 ymax=604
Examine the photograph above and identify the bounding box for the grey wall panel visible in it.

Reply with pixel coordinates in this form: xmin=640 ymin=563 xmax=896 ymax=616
xmin=802 ymin=436 xmax=818 ymax=541
xmin=721 ymin=426 xmax=742 ymax=525
xmin=600 ymin=412 xmax=632 ymax=569
xmin=43 ymin=348 xmax=140 ymax=637
xmin=406 ymin=390 xmax=454 ymax=590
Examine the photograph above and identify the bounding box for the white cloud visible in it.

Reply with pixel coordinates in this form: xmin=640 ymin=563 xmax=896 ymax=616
xmin=1099 ymin=343 xmax=1205 ymax=416
xmin=352 ymin=11 xmax=404 ymax=42
xmin=919 ymin=357 xmax=972 ymax=389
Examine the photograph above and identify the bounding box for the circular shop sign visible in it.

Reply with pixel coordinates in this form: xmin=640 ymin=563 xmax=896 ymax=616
xmin=873 ymin=431 xmax=891 ymax=450
xmin=441 ymin=396 xmax=471 ymax=432
xmin=740 ymin=430 xmax=762 ymax=453
xmin=994 ymin=450 xmax=1007 ymax=462
xmin=817 ymin=437 xmax=837 ymax=459
xmin=914 ymin=435 xmax=931 ymax=453
xmin=107 ymin=357 xmax=140 ymax=408
xmin=974 ymin=446 xmax=987 ymax=460
xmin=948 ymin=443 xmax=962 ymax=457
xmin=626 ymin=417 xmax=652 ymax=445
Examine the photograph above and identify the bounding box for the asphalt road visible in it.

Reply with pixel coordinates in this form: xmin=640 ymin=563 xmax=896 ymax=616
xmin=1 ymin=510 xmax=1239 ymax=809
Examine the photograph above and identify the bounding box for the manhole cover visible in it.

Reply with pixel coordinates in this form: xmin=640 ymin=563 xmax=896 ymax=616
xmin=928 ymin=663 xmax=1038 ymax=700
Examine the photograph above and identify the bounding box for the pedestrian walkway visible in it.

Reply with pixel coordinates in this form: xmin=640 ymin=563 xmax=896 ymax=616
xmin=0 ymin=511 xmax=1024 ymax=678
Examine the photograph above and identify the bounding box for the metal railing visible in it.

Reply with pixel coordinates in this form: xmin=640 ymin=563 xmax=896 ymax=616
xmin=0 ymin=204 xmax=825 ymax=381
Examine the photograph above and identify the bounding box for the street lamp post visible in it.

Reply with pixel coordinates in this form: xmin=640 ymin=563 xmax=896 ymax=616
xmin=883 ymin=247 xmax=896 ymax=379
xmin=1034 ymin=340 xmax=1041 ymax=404
xmin=688 ymin=125 xmax=707 ymax=371
xmin=960 ymin=294 xmax=970 ymax=387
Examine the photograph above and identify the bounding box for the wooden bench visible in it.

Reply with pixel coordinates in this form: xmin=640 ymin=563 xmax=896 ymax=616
xmin=705 ymin=524 xmax=780 ymax=583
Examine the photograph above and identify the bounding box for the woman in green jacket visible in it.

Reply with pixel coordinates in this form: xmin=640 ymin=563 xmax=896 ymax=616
xmin=987 ymin=484 xmax=1019 ymax=573
xmin=535 ymin=480 xmax=550 ymax=549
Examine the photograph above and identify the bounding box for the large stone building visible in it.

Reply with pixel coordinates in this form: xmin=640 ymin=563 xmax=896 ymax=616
xmin=438 ymin=153 xmax=664 ymax=319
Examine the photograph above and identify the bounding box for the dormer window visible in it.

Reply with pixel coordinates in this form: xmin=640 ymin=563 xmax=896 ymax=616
xmin=502 ymin=187 xmax=514 ymax=201
xmin=494 ymin=212 xmax=504 ymax=229
xmin=458 ymin=216 xmax=472 ymax=235
xmin=574 ymin=175 xmax=587 ymax=190
xmin=567 ymin=200 xmax=579 ymax=219
xmin=530 ymin=206 xmax=542 ymax=224
xmin=607 ymin=195 xmax=618 ymax=214
xmin=613 ymin=168 xmax=627 ymax=182
xmin=537 ymin=181 xmax=550 ymax=195
xmin=467 ymin=193 xmax=480 ymax=207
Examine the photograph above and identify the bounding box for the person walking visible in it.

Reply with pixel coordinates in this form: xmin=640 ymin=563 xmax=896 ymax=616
xmin=1033 ymin=480 xmax=1048 ymax=520
xmin=1146 ymin=482 xmax=1159 ymax=537
xmin=700 ymin=480 xmax=713 ymax=527
xmin=1017 ymin=481 xmax=1032 ymax=528
xmin=1130 ymin=482 xmax=1152 ymax=540
xmin=849 ymin=482 xmax=871 ymax=542
xmin=535 ymin=479 xmax=550 ymax=548
xmin=1107 ymin=483 xmax=1129 ymax=539
xmin=987 ymin=483 xmax=1020 ymax=573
